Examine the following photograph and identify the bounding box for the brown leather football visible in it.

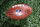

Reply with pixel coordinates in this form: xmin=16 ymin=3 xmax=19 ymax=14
xmin=6 ymin=4 xmax=32 ymax=20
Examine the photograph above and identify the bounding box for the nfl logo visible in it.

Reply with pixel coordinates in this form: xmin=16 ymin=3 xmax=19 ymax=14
xmin=16 ymin=9 xmax=22 ymax=16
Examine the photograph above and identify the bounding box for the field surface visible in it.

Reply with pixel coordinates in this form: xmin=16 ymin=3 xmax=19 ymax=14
xmin=0 ymin=0 xmax=40 ymax=27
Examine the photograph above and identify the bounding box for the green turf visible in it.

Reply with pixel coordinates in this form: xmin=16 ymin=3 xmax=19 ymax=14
xmin=0 ymin=0 xmax=40 ymax=27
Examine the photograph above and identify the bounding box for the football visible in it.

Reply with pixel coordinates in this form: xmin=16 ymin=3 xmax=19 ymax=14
xmin=6 ymin=4 xmax=32 ymax=20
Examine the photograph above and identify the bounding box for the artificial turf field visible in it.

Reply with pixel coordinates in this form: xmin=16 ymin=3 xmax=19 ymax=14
xmin=0 ymin=0 xmax=40 ymax=27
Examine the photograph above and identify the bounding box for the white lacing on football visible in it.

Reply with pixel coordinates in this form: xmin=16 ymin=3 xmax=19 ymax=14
xmin=12 ymin=4 xmax=25 ymax=8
